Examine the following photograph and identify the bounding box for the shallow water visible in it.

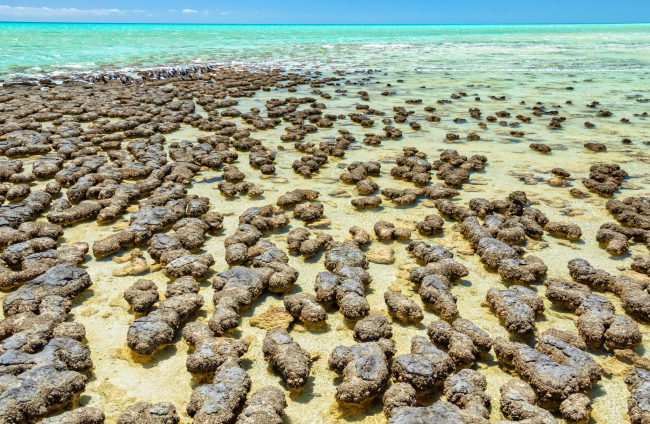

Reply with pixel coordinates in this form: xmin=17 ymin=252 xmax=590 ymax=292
xmin=2 ymin=23 xmax=650 ymax=78
xmin=0 ymin=67 xmax=644 ymax=424
xmin=1 ymin=22 xmax=650 ymax=424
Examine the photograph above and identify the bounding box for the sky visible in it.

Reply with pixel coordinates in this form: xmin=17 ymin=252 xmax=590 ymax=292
xmin=0 ymin=0 xmax=649 ymax=24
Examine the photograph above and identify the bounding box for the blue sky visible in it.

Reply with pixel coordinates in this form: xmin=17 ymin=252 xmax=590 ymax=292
xmin=0 ymin=0 xmax=649 ymax=24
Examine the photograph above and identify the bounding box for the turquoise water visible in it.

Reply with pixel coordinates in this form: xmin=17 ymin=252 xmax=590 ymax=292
xmin=2 ymin=23 xmax=650 ymax=78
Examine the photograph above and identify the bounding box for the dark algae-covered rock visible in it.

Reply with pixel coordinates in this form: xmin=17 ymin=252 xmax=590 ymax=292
xmin=117 ymin=402 xmax=180 ymax=424
xmin=262 ymin=328 xmax=311 ymax=389
xmin=236 ymin=386 xmax=287 ymax=424
xmin=182 ymin=322 xmax=249 ymax=381
xmin=391 ymin=336 xmax=454 ymax=394
xmin=486 ymin=286 xmax=544 ymax=337
xmin=427 ymin=319 xmax=493 ymax=367
xmin=625 ymin=368 xmax=650 ymax=424
xmin=329 ymin=339 xmax=393 ymax=406
xmin=493 ymin=334 xmax=601 ymax=411
xmin=127 ymin=276 xmax=204 ymax=356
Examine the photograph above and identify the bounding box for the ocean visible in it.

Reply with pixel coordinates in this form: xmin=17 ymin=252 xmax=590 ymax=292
xmin=1 ymin=23 xmax=650 ymax=78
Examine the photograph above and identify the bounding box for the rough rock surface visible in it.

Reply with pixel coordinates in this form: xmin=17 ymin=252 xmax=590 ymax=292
xmin=187 ymin=361 xmax=251 ymax=424
xmin=182 ymin=322 xmax=249 ymax=381
xmin=353 ymin=314 xmax=393 ymax=342
xmin=625 ymin=368 xmax=650 ymax=424
xmin=427 ymin=319 xmax=493 ymax=367
xmin=127 ymin=276 xmax=204 ymax=355
xmin=262 ymin=328 xmax=311 ymax=389
xmin=384 ymin=291 xmax=423 ymax=324
xmin=236 ymin=386 xmax=287 ymax=424
xmin=283 ymin=293 xmax=327 ymax=323
xmin=391 ymin=336 xmax=454 ymax=393
xmin=544 ymin=277 xmax=642 ymax=349
xmin=117 ymin=402 xmax=180 ymax=424
xmin=316 ymin=243 xmax=371 ymax=320
xmin=493 ymin=335 xmax=601 ymax=411
xmin=329 ymin=339 xmax=394 ymax=405
xmin=486 ymin=286 xmax=545 ymax=337
xmin=41 ymin=408 xmax=105 ymax=424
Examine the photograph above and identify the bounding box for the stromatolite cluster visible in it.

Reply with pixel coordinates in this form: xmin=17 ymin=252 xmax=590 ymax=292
xmin=127 ymin=277 xmax=204 ymax=355
xmin=262 ymin=328 xmax=311 ymax=389
xmin=1 ymin=63 xmax=649 ymax=424
xmin=433 ymin=149 xmax=487 ymax=188
xmin=407 ymin=241 xmax=468 ymax=320
xmin=427 ymin=319 xmax=493 ymax=368
xmin=315 ymin=242 xmax=371 ymax=320
xmin=494 ymin=332 xmax=601 ymax=414
xmin=542 ymin=266 xmax=643 ymax=350
xmin=0 ymin=264 xmax=94 ymax=423
xmin=329 ymin=334 xmax=394 ymax=407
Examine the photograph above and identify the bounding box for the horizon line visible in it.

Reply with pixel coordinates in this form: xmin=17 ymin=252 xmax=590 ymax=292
xmin=1 ymin=21 xmax=650 ymax=26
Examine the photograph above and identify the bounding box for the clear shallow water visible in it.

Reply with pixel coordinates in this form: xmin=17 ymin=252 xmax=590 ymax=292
xmin=1 ymin=22 xmax=650 ymax=424
xmin=2 ymin=70 xmax=648 ymax=424
xmin=2 ymin=23 xmax=650 ymax=78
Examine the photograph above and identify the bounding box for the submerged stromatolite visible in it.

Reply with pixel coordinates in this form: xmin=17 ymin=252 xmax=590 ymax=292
xmin=329 ymin=338 xmax=394 ymax=406
xmin=391 ymin=336 xmax=454 ymax=394
xmin=316 ymin=243 xmax=372 ymax=320
xmin=2 ymin=62 xmax=650 ymax=424
xmin=544 ymin=277 xmax=642 ymax=349
xmin=127 ymin=276 xmax=204 ymax=355
xmin=427 ymin=319 xmax=493 ymax=368
xmin=493 ymin=334 xmax=601 ymax=411
xmin=262 ymin=328 xmax=311 ymax=389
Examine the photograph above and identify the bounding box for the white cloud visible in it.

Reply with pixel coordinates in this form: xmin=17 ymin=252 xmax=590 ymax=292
xmin=131 ymin=9 xmax=146 ymax=13
xmin=202 ymin=9 xmax=209 ymax=14
xmin=182 ymin=9 xmax=197 ymax=14
xmin=221 ymin=11 xmax=231 ymax=15
xmin=0 ymin=5 xmax=126 ymax=17
xmin=168 ymin=9 xmax=176 ymax=12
